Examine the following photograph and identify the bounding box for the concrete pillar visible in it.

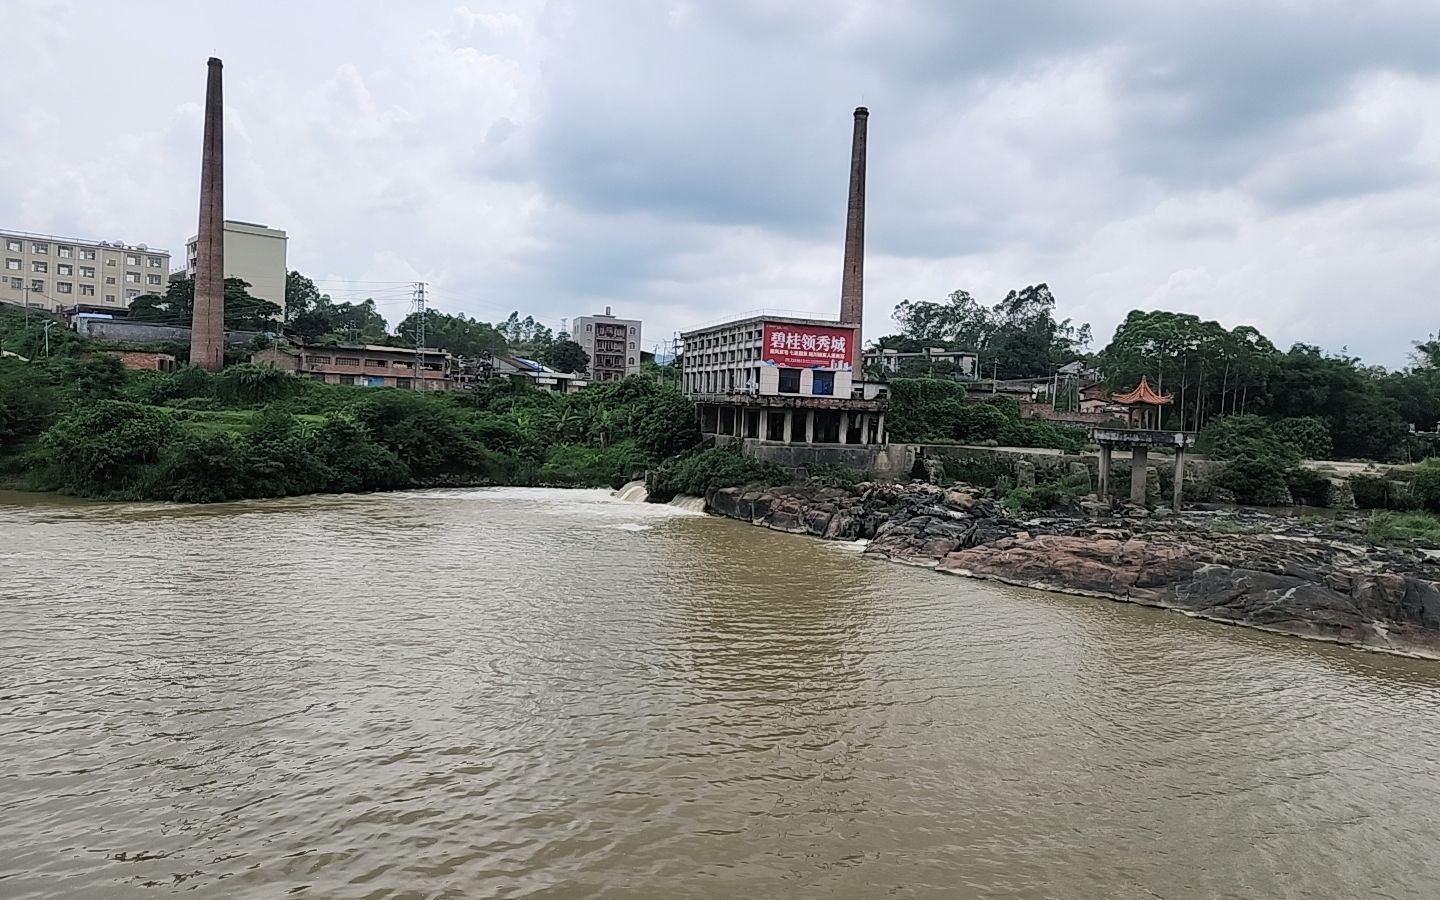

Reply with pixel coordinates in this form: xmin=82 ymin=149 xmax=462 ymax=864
xmin=839 ymin=411 xmax=849 ymax=444
xmin=1172 ymin=447 xmax=1185 ymax=511
xmin=860 ymin=412 xmax=870 ymax=445
xmin=1097 ymin=444 xmax=1112 ymax=499
xmin=802 ymin=410 xmax=813 ymax=444
xmin=1130 ymin=446 xmax=1149 ymax=505
xmin=877 ymin=412 xmax=886 ymax=444
xmin=783 ymin=410 xmax=793 ymax=443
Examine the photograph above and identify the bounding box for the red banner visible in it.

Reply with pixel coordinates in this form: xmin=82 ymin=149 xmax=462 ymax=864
xmin=762 ymin=323 xmax=856 ymax=369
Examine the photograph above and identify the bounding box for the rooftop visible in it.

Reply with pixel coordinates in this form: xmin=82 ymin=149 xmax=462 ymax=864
xmin=0 ymin=227 xmax=170 ymax=254
xmin=1111 ymin=375 xmax=1173 ymax=406
xmin=683 ymin=309 xmax=850 ymax=337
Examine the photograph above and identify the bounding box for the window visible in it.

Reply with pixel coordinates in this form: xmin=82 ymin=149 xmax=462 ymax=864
xmin=80 ymin=285 xmax=94 ymax=297
xmin=585 ymin=323 xmax=592 ymax=332
xmin=5 ymin=239 xmax=19 ymax=252
xmin=56 ymin=282 xmax=72 ymax=294
xmin=4 ymin=259 xmax=18 ymax=270
xmin=146 ymin=274 xmax=162 ymax=285
xmin=629 ymin=326 xmax=636 ymax=334
xmin=105 ymin=276 xmax=116 ymax=284
xmin=80 ymin=248 xmax=95 ymax=260
xmin=31 ymin=261 xmax=46 ymax=273
xmin=125 ymin=272 xmax=140 ymax=283
xmin=57 ymin=264 xmax=72 ymax=276
xmin=80 ymin=266 xmax=94 ymax=278
xmin=308 ymin=355 xmax=332 ymax=365
xmin=105 ymin=258 xmax=116 ymax=266
xmin=396 ymin=377 xmax=413 ymax=390
xmin=126 ymin=254 xmax=139 ymax=266
xmin=778 ymin=368 xmax=802 ymax=393
xmin=812 ymin=371 xmax=835 ymax=396
xmin=105 ymin=294 xmax=116 ymax=303
xmin=339 ymin=374 xmax=356 ymax=385
xmin=335 ymin=356 xmax=360 ymax=366
xmin=8 ymin=277 xmax=21 ymax=289
xmin=58 ymin=245 xmax=72 ymax=258
xmin=629 ymin=341 xmax=635 ymax=349
xmin=628 ymin=356 xmax=635 ymax=365
xmin=31 ymin=242 xmax=47 ymax=254
xmin=125 ymin=289 xmax=139 ymax=300
xmin=147 ymin=256 xmax=163 ymax=268
xmin=30 ymin=279 xmax=44 ymax=292
xmin=364 ymin=358 xmax=387 ymax=368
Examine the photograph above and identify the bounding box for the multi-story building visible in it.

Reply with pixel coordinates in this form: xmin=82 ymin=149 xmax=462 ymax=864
xmin=864 ymin=346 xmax=978 ymax=378
xmin=681 ymin=313 xmax=886 ymax=444
xmin=571 ymin=307 xmax=642 ymax=381
xmin=185 ymin=219 xmax=288 ymax=306
xmin=253 ymin=342 xmax=452 ymax=390
xmin=0 ymin=229 xmax=170 ymax=312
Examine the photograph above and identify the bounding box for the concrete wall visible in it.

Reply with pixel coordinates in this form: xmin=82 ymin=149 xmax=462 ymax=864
xmin=743 ymin=439 xmax=916 ymax=481
xmin=75 ymin=318 xmax=262 ymax=346
xmin=186 ymin=221 xmax=287 ymax=305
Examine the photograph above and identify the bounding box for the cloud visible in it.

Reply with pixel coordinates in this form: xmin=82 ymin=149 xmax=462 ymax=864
xmin=1 ymin=0 xmax=1439 ymax=365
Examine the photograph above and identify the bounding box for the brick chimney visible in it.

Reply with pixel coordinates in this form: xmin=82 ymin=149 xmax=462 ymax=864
xmin=190 ymin=57 xmax=226 ymax=372
xmin=839 ymin=106 xmax=867 ymax=371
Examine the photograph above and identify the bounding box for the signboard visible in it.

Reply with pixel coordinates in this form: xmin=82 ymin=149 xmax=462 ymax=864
xmin=762 ymin=322 xmax=856 ymax=370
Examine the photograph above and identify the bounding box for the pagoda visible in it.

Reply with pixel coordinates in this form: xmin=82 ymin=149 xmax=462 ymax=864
xmin=1111 ymin=376 xmax=1172 ymax=429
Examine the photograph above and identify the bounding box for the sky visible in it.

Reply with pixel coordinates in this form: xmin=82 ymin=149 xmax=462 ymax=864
xmin=4 ymin=0 xmax=1439 ymax=367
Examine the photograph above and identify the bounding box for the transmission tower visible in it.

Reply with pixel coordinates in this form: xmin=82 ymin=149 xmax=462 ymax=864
xmin=410 ymin=281 xmax=427 ymax=391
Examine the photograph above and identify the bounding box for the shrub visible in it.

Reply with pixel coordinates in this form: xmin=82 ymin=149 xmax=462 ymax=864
xmin=649 ymin=442 xmax=789 ymax=502
xmin=0 ymin=361 xmax=59 ymax=451
xmin=159 ymin=432 xmax=250 ymax=503
xmin=1410 ymin=460 xmax=1440 ymax=513
xmin=39 ymin=401 xmax=176 ymax=497
xmin=309 ymin=414 xmax=410 ymax=493
xmin=537 ymin=442 xmax=647 ymax=489
xmin=940 ymin=456 xmax=1014 ymax=488
xmin=1365 ymin=511 xmax=1440 ymax=548
xmin=214 ymin=363 xmax=299 ymax=406
xmin=1286 ymin=467 xmax=1332 ymax=507
xmin=1274 ymin=417 xmax=1333 ymax=460
xmin=1215 ymin=455 xmax=1294 ymax=506
xmin=887 ymin=378 xmax=968 ymax=442
xmin=1351 ymin=474 xmax=1422 ymax=510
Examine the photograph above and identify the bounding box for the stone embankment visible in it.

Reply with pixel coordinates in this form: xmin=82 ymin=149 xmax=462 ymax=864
xmin=707 ymin=482 xmax=1440 ymax=658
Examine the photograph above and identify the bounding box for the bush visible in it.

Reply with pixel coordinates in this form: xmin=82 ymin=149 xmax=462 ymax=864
xmin=999 ymin=417 xmax=1086 ymax=452
xmin=1215 ymin=455 xmax=1294 ymax=506
xmin=309 ymin=414 xmax=410 ymax=493
xmin=159 ymin=432 xmax=250 ymax=503
xmin=537 ymin=442 xmax=647 ymax=489
xmin=1366 ymin=511 xmax=1440 ymax=547
xmin=1286 ymin=467 xmax=1332 ymax=507
xmin=0 ymin=361 xmax=59 ymax=451
xmin=940 ymin=456 xmax=1013 ymax=488
xmin=1351 ymin=474 xmax=1422 ymax=510
xmin=1274 ymin=417 xmax=1333 ymax=460
xmin=1410 ymin=460 xmax=1440 ymax=513
xmin=214 ymin=363 xmax=299 ymax=406
xmin=1200 ymin=416 xmax=1305 ymax=506
xmin=39 ymin=401 xmax=176 ymax=497
xmin=887 ymin=378 xmax=968 ymax=442
xmin=649 ymin=442 xmax=789 ymax=502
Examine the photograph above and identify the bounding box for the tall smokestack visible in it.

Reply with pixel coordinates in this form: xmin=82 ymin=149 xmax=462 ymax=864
xmin=190 ymin=57 xmax=225 ymax=372
xmin=839 ymin=106 xmax=867 ymax=371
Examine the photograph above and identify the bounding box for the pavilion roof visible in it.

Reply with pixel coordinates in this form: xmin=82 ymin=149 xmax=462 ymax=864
xmin=1111 ymin=375 xmax=1173 ymax=406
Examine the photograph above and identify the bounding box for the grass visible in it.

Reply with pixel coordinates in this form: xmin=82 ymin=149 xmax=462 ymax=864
xmin=1365 ymin=511 xmax=1440 ymax=548
xmin=1205 ymin=519 xmax=1265 ymax=535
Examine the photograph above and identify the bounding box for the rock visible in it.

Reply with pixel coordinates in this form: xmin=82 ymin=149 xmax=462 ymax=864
xmin=1015 ymin=460 xmax=1036 ymax=489
xmin=1068 ymin=461 xmax=1093 ymax=494
xmin=700 ymin=478 xmax=1440 ymax=657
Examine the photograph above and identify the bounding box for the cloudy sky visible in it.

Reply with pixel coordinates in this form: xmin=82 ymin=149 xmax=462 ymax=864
xmin=5 ymin=0 xmax=1439 ymax=365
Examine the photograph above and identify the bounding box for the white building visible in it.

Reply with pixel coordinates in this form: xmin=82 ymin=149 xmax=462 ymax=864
xmin=1 ymin=229 xmax=170 ymax=312
xmin=680 ymin=313 xmax=886 ymax=444
xmin=185 ymin=220 xmax=288 ymax=306
xmin=571 ymin=306 xmax=642 ymax=381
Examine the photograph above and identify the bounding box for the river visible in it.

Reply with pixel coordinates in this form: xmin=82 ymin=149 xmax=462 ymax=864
xmin=3 ymin=487 xmax=1440 ymax=899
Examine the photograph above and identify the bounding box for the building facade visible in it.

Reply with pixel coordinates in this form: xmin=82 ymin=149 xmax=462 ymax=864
xmin=864 ymin=346 xmax=978 ymax=378
xmin=681 ymin=314 xmax=886 ymax=444
xmin=185 ymin=220 xmax=288 ymax=306
xmin=1 ymin=229 xmax=170 ymax=312
xmin=253 ymin=342 xmax=452 ymax=390
xmin=572 ymin=307 xmax=642 ymax=381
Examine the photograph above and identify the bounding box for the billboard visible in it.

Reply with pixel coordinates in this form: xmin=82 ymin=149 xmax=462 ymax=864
xmin=762 ymin=322 xmax=856 ymax=370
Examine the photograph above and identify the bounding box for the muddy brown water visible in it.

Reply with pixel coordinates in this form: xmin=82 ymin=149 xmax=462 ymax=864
xmin=3 ymin=487 xmax=1440 ymax=898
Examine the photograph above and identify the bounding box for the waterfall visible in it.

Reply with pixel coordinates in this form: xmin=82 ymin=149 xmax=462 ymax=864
xmin=668 ymin=495 xmax=706 ymax=513
xmin=614 ymin=481 xmax=649 ymax=503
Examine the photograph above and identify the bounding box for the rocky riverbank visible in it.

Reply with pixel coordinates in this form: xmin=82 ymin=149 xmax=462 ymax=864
xmin=707 ymin=482 xmax=1440 ymax=658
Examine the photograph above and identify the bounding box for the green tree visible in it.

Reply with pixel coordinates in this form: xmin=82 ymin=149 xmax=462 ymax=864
xmin=542 ymin=339 xmax=590 ymax=374
xmin=39 ymin=401 xmax=176 ymax=497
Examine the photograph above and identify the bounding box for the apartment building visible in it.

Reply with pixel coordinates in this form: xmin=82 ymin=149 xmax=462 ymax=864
xmin=571 ymin=306 xmax=642 ymax=381
xmin=185 ymin=220 xmax=288 ymax=305
xmin=0 ymin=229 xmax=170 ymax=312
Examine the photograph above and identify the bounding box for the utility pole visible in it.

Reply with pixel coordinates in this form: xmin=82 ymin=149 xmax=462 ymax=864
xmin=43 ymin=320 xmax=55 ymax=357
xmin=410 ymin=281 xmax=427 ymax=390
